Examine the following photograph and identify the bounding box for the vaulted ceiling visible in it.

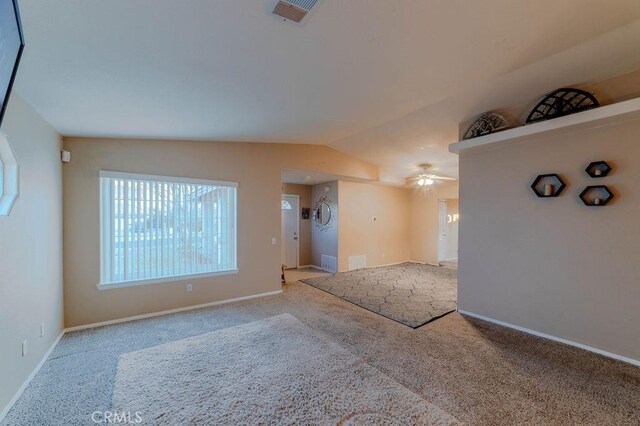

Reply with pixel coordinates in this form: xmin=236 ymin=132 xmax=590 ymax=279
xmin=14 ymin=0 xmax=640 ymax=183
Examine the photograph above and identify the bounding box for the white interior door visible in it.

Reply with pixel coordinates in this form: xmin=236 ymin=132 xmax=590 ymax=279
xmin=437 ymin=200 xmax=447 ymax=262
xmin=281 ymin=195 xmax=299 ymax=268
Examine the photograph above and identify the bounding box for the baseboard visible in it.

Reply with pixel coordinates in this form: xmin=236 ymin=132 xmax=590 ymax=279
xmin=372 ymin=260 xmax=414 ymax=268
xmin=301 ymin=265 xmax=335 ymax=273
xmin=408 ymin=260 xmax=440 ymax=267
xmin=458 ymin=309 xmax=640 ymax=367
xmin=65 ymin=290 xmax=284 ymax=333
xmin=0 ymin=331 xmax=65 ymax=423
xmin=299 ymin=264 xmax=323 ymax=270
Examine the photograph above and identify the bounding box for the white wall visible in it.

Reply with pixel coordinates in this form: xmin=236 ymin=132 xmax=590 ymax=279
xmin=458 ymin=117 xmax=640 ymax=362
xmin=0 ymin=94 xmax=63 ymax=416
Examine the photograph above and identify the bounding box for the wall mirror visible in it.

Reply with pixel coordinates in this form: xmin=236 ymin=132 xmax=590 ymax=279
xmin=315 ymin=202 xmax=331 ymax=225
xmin=313 ymin=196 xmax=335 ymax=232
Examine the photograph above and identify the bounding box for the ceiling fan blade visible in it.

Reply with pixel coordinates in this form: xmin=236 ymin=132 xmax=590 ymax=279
xmin=429 ymin=174 xmax=457 ymax=181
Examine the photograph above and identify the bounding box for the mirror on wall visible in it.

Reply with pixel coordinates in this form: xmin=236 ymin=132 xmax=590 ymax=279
xmin=313 ymin=196 xmax=336 ymax=232
xmin=315 ymin=202 xmax=332 ymax=225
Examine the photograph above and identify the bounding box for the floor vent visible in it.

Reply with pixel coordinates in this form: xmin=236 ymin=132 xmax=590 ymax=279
xmin=271 ymin=0 xmax=321 ymax=24
xmin=321 ymin=255 xmax=337 ymax=273
xmin=348 ymin=255 xmax=367 ymax=271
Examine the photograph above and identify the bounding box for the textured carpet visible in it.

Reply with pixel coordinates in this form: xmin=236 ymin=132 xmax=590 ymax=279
xmin=112 ymin=314 xmax=459 ymax=425
xmin=301 ymin=262 xmax=457 ymax=327
xmin=3 ymin=278 xmax=639 ymax=425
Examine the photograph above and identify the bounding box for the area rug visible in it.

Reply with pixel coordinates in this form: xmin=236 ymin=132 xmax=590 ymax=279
xmin=301 ymin=262 xmax=457 ymax=328
xmin=112 ymin=314 xmax=459 ymax=425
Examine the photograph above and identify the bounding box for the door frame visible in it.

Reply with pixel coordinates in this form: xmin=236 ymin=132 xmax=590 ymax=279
xmin=437 ymin=199 xmax=447 ymax=263
xmin=281 ymin=194 xmax=300 ymax=268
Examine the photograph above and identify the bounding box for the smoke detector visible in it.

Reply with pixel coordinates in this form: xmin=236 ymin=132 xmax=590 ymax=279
xmin=270 ymin=0 xmax=323 ymax=25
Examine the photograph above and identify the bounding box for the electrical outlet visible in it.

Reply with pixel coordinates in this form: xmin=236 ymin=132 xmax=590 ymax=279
xmin=40 ymin=323 xmax=45 ymax=337
xmin=186 ymin=284 xmax=192 ymax=293
xmin=22 ymin=340 xmax=28 ymax=357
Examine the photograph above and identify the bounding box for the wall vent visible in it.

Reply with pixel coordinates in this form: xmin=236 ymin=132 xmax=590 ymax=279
xmin=348 ymin=255 xmax=367 ymax=271
xmin=321 ymin=255 xmax=337 ymax=273
xmin=271 ymin=0 xmax=321 ymax=25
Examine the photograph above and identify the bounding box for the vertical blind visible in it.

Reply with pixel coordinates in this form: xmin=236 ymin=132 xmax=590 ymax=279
xmin=99 ymin=171 xmax=237 ymax=285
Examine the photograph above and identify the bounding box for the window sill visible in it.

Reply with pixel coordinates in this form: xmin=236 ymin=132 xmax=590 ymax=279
xmin=97 ymin=269 xmax=239 ymax=290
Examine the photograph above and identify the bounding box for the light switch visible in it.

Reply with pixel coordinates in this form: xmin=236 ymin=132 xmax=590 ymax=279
xmin=272 ymin=238 xmax=277 ymax=245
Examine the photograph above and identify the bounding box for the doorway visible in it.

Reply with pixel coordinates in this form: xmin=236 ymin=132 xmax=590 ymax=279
xmin=438 ymin=199 xmax=459 ymax=265
xmin=281 ymin=194 xmax=300 ymax=268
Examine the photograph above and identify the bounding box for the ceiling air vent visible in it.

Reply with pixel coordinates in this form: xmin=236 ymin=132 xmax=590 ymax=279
xmin=271 ymin=0 xmax=321 ymax=25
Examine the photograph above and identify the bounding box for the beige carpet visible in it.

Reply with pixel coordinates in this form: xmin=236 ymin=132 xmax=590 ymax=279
xmin=301 ymin=262 xmax=457 ymax=327
xmin=5 ymin=278 xmax=639 ymax=425
xmin=112 ymin=314 xmax=459 ymax=425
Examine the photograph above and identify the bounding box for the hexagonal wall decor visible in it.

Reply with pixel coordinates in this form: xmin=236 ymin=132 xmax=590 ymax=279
xmin=579 ymin=185 xmax=614 ymax=207
xmin=531 ymin=174 xmax=566 ymax=198
xmin=0 ymin=132 xmax=19 ymax=215
xmin=585 ymin=161 xmax=612 ymax=178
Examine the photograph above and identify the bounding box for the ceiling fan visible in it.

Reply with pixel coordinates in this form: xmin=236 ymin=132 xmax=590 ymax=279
xmin=408 ymin=164 xmax=456 ymax=187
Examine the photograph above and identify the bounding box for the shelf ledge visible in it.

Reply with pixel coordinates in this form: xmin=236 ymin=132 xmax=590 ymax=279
xmin=449 ymin=97 xmax=640 ymax=154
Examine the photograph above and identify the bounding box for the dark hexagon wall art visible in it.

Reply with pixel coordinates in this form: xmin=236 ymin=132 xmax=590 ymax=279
xmin=579 ymin=185 xmax=614 ymax=206
xmin=585 ymin=161 xmax=612 ymax=178
xmin=531 ymin=174 xmax=566 ymax=198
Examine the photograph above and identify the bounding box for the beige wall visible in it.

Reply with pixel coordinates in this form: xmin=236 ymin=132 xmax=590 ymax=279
xmin=337 ymin=181 xmax=410 ymax=272
xmin=62 ymin=138 xmax=377 ymax=327
xmin=458 ymin=118 xmax=640 ymax=362
xmin=281 ymin=183 xmax=312 ymax=266
xmin=0 ymin=95 xmax=63 ymax=415
xmin=409 ymin=183 xmax=459 ymax=265
xmin=311 ymin=181 xmax=339 ymax=269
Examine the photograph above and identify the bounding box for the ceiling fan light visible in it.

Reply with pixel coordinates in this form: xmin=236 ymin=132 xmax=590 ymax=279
xmin=424 ymin=178 xmax=434 ymax=186
xmin=417 ymin=178 xmax=426 ymax=186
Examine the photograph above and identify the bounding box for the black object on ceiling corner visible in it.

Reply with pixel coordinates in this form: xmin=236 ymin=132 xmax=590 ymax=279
xmin=0 ymin=0 xmax=25 ymax=129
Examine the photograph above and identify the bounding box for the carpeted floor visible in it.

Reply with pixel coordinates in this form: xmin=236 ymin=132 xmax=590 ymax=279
xmin=2 ymin=274 xmax=639 ymax=425
xmin=301 ymin=262 xmax=457 ymax=327
xmin=113 ymin=314 xmax=459 ymax=425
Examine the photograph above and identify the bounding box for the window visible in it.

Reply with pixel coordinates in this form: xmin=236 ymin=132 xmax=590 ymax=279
xmin=281 ymin=199 xmax=292 ymax=210
xmin=99 ymin=171 xmax=237 ymax=287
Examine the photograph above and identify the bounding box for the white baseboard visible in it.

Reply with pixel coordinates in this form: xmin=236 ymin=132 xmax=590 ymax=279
xmin=0 ymin=331 xmax=65 ymax=423
xmin=298 ymin=264 xmax=322 ymax=270
xmin=408 ymin=260 xmax=440 ymax=267
xmin=373 ymin=260 xmax=413 ymax=268
xmin=458 ymin=309 xmax=640 ymax=367
xmin=65 ymin=290 xmax=284 ymax=333
xmin=301 ymin=264 xmax=335 ymax=273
